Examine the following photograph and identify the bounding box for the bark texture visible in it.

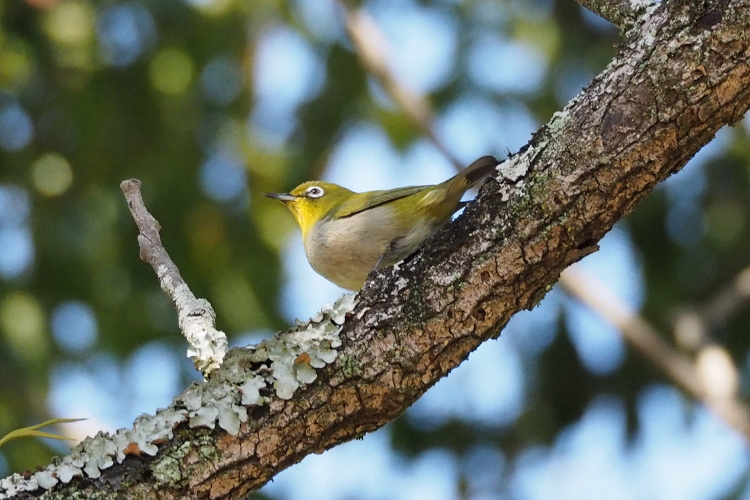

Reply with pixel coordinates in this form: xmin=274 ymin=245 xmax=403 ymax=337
xmin=575 ymin=0 xmax=654 ymax=31
xmin=8 ymin=0 xmax=750 ymax=498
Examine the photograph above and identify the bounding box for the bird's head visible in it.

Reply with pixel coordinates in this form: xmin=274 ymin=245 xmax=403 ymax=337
xmin=265 ymin=181 xmax=354 ymax=237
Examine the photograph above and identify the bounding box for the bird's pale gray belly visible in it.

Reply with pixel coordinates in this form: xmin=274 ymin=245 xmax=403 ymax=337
xmin=303 ymin=205 xmax=437 ymax=290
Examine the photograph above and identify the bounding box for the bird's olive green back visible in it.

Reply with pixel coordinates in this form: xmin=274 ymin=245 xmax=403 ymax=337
xmin=330 ymin=185 xmax=431 ymax=219
xmin=329 ymin=155 xmax=498 ymax=221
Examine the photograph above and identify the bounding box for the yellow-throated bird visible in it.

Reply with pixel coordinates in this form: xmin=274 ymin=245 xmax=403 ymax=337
xmin=265 ymin=155 xmax=498 ymax=291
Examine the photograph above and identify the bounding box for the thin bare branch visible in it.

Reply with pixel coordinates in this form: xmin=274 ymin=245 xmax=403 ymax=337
xmin=120 ymin=179 xmax=227 ymax=375
xmin=560 ymin=266 xmax=750 ymax=443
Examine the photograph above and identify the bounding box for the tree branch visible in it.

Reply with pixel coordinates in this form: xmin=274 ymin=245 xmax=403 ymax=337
xmin=120 ymin=179 xmax=227 ymax=375
xmin=560 ymin=266 xmax=750 ymax=442
xmin=674 ymin=264 xmax=750 ymax=353
xmin=343 ymin=0 xmax=749 ymax=445
xmin=340 ymin=1 xmax=463 ymax=171
xmin=574 ymin=0 xmax=656 ymax=31
xmin=3 ymin=1 xmax=750 ymax=498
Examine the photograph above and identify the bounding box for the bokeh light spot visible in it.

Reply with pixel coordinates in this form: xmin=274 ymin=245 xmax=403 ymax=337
xmin=150 ymin=48 xmax=194 ymax=95
xmin=51 ymin=300 xmax=98 ymax=353
xmin=97 ymin=3 xmax=156 ymax=67
xmin=125 ymin=342 xmax=181 ymax=415
xmin=462 ymin=445 xmax=505 ymax=495
xmin=180 ymin=0 xmax=232 ymax=16
xmin=43 ymin=0 xmax=94 ymax=46
xmin=0 ymin=185 xmax=31 ymax=226
xmin=0 ymin=292 xmax=47 ymax=362
xmin=408 ymin=339 xmax=525 ymax=428
xmin=0 ymin=227 xmax=34 ymax=279
xmin=32 ymin=153 xmax=74 ymax=197
xmin=291 ymin=0 xmax=342 ymax=42
xmin=254 ymin=27 xmax=325 ymax=113
xmin=369 ymin=3 xmax=458 ymax=93
xmin=0 ymin=103 xmax=33 ymax=151
xmin=467 ymin=34 xmax=547 ymax=94
xmin=563 ymin=227 xmax=641 ymax=375
xmin=0 ymin=37 xmax=34 ymax=89
xmin=201 ymin=55 xmax=243 ymax=105
xmin=199 ymin=152 xmax=247 ymax=202
xmin=0 ymin=185 xmax=33 ymax=279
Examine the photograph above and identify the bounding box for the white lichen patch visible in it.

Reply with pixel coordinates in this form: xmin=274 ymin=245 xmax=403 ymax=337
xmin=0 ymin=294 xmax=358 ymax=498
xmin=497 ymin=154 xmax=531 ymax=186
xmin=630 ymin=0 xmax=656 ymax=11
xmin=175 ymin=290 xmax=228 ymax=375
xmin=34 ymin=469 xmax=58 ymax=490
xmin=240 ymin=375 xmax=266 ymax=406
xmin=178 ymin=379 xmax=248 ymax=434
xmin=156 ymin=265 xmax=228 ymax=376
xmin=218 ymin=402 xmax=247 ymax=436
xmin=80 ymin=432 xmax=117 ymax=478
xmin=272 ymin=357 xmax=300 ymax=399
xmin=0 ymin=474 xmax=39 ymax=499
xmin=188 ymin=406 xmax=219 ymax=429
xmin=56 ymin=463 xmax=82 ymax=484
xmin=295 ymin=362 xmax=318 ymax=383
xmin=234 ymin=293 xmax=354 ymax=401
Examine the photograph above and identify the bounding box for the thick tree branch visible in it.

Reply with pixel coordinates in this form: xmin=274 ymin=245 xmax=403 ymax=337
xmin=343 ymin=0 xmax=750 ymax=430
xmin=574 ymin=0 xmax=656 ymax=31
xmin=3 ymin=1 xmax=750 ymax=498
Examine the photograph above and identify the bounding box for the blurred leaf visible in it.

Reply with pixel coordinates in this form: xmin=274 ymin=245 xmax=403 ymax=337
xmin=0 ymin=418 xmax=85 ymax=449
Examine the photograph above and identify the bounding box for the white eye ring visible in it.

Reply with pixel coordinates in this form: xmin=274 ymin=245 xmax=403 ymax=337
xmin=306 ymin=186 xmax=324 ymax=198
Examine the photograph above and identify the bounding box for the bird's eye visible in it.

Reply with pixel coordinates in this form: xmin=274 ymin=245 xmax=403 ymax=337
xmin=306 ymin=186 xmax=324 ymax=198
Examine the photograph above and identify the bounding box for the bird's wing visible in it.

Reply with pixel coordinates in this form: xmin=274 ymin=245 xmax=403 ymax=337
xmin=333 ymin=185 xmax=430 ymax=219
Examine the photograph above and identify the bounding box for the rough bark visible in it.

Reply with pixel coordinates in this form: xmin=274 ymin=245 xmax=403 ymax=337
xmin=574 ymin=0 xmax=655 ymax=31
xmin=5 ymin=0 xmax=750 ymax=498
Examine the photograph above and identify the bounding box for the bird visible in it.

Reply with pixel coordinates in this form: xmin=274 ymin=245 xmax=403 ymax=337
xmin=265 ymin=155 xmax=499 ymax=291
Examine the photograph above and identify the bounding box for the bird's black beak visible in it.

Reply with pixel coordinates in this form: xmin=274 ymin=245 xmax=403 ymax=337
xmin=264 ymin=192 xmax=299 ymax=203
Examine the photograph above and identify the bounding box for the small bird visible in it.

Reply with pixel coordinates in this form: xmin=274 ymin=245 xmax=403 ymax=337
xmin=265 ymin=155 xmax=499 ymax=291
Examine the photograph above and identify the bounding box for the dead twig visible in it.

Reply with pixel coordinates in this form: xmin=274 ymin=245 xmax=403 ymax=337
xmin=120 ymin=179 xmax=227 ymax=375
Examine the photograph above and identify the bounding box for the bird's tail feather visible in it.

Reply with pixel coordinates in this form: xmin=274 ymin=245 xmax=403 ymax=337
xmin=462 ymin=155 xmax=499 ymax=187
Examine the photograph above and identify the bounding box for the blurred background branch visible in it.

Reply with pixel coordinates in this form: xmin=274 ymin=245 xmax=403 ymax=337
xmin=560 ymin=266 xmax=750 ymax=444
xmin=674 ymin=265 xmax=750 ymax=354
xmin=340 ymin=0 xmax=464 ymax=171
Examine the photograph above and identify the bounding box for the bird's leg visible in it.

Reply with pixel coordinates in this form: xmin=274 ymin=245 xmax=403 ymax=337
xmin=373 ymin=244 xmax=391 ymax=271
xmin=373 ymin=238 xmax=403 ymax=271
